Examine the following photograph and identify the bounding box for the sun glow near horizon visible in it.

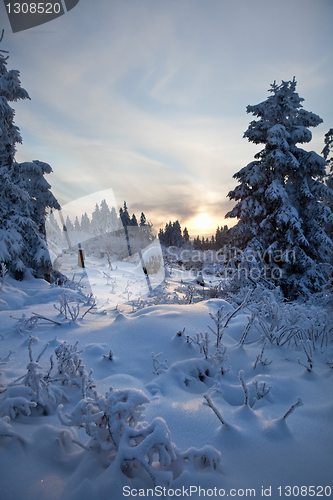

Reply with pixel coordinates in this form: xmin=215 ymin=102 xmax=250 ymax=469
xmin=189 ymin=213 xmax=213 ymax=235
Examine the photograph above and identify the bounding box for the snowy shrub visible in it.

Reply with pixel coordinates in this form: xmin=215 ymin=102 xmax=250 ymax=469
xmin=176 ymin=445 xmax=221 ymax=472
xmin=52 ymin=341 xmax=96 ymax=398
xmin=2 ymin=336 xmax=69 ymax=417
xmin=152 ymin=285 xmax=174 ymax=306
xmin=185 ymin=332 xmax=210 ymax=360
xmin=129 ymin=297 xmax=147 ymax=312
xmin=58 ymin=386 xmax=221 ymax=486
xmin=53 ymin=289 xmax=97 ymax=321
xmin=59 ymin=388 xmax=175 ymax=486
xmin=0 ymin=386 xmax=37 ymax=418
xmin=210 ymin=345 xmax=230 ymax=376
xmin=253 ymin=340 xmax=272 ymax=369
xmin=252 ymin=379 xmax=271 ymax=402
xmin=207 ymin=305 xmax=230 ymax=349
xmin=54 ymin=291 xmax=81 ymax=321
xmin=236 ymin=291 xmax=332 ymax=352
xmin=0 ymin=337 xmax=97 ymax=419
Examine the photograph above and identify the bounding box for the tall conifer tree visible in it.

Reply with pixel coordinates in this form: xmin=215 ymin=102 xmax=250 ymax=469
xmin=0 ymin=31 xmax=60 ymax=279
xmin=226 ymin=78 xmax=333 ymax=298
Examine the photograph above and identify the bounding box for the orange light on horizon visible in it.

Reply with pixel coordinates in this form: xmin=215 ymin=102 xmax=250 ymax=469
xmin=188 ymin=213 xmax=213 ymax=234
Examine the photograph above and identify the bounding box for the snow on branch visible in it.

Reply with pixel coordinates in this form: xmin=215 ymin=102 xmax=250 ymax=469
xmin=58 ymin=386 xmax=222 ymax=487
xmin=203 ymin=394 xmax=228 ymax=427
xmin=0 ymin=416 xmax=27 ymax=445
xmin=253 ymin=340 xmax=272 ymax=369
xmin=238 ymin=370 xmax=249 ymax=406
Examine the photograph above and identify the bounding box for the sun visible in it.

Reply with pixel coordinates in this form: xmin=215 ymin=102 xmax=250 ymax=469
xmin=192 ymin=213 xmax=212 ymax=232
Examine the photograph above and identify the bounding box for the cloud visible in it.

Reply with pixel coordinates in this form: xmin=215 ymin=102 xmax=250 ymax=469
xmin=6 ymin=0 xmax=333 ymax=235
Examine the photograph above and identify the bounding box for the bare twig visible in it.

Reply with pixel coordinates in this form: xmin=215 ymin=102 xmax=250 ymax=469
xmin=282 ymin=398 xmax=303 ymax=420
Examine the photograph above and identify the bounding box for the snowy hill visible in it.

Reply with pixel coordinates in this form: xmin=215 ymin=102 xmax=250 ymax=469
xmin=0 ymin=262 xmax=332 ymax=500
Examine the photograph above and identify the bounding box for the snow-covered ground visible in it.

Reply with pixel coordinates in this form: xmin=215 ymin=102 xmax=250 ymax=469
xmin=0 ymin=255 xmax=332 ymax=500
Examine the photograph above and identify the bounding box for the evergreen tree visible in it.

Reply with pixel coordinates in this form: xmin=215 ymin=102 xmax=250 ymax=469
xmin=74 ymin=216 xmax=80 ymax=232
xmin=45 ymin=210 xmax=63 ymax=247
xmin=65 ymin=215 xmax=74 ymax=233
xmin=119 ymin=201 xmax=131 ymax=228
xmin=215 ymin=227 xmax=221 ymax=249
xmin=140 ymin=212 xmax=147 ymax=226
xmin=0 ymin=31 xmax=59 ymax=279
xmin=183 ymin=227 xmax=190 ymax=244
xmin=322 ymin=129 xmax=333 ymax=196
xmin=80 ymin=212 xmax=90 ymax=234
xmin=226 ymin=78 xmax=333 ymax=298
xmin=130 ymin=213 xmax=138 ymax=226
xmin=163 ymin=222 xmax=173 ymax=246
xmin=91 ymin=203 xmax=101 ymax=234
xmin=193 ymin=236 xmax=201 ymax=250
xmin=171 ymin=220 xmax=183 ymax=247
xmin=99 ymin=199 xmax=111 ymax=232
xmin=322 ymin=129 xmax=333 ymax=257
xmin=110 ymin=206 xmax=119 ymax=230
xmin=15 ymin=160 xmax=60 ymax=236
xmin=158 ymin=227 xmax=165 ymax=245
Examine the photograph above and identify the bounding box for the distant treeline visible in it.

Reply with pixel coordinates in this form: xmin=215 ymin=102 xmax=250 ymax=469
xmin=49 ymin=200 xmax=151 ymax=237
xmin=158 ymin=221 xmax=229 ymax=249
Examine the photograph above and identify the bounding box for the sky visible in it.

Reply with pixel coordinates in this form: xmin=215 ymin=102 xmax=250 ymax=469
xmin=1 ymin=0 xmax=333 ymax=237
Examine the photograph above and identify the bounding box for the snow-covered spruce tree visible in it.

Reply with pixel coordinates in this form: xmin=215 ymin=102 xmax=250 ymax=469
xmin=14 ymin=160 xmax=60 ymax=236
xmin=322 ymin=129 xmax=333 ymax=210
xmin=322 ymin=129 xmax=333 ymax=268
xmin=13 ymin=160 xmax=61 ymax=276
xmin=0 ymin=32 xmax=60 ymax=279
xmin=226 ymin=78 xmax=333 ymax=299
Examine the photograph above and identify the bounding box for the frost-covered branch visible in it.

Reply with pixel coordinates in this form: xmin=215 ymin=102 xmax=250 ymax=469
xmin=238 ymin=370 xmax=249 ymax=406
xmin=252 ymin=379 xmax=271 ymax=401
xmin=253 ymin=340 xmax=272 ymax=369
xmin=203 ymin=394 xmax=228 ymax=427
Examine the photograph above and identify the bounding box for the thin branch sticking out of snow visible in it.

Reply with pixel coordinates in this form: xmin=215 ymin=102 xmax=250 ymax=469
xmin=238 ymin=370 xmax=249 ymax=406
xmin=203 ymin=394 xmax=228 ymax=427
xmin=282 ymin=398 xmax=303 ymax=420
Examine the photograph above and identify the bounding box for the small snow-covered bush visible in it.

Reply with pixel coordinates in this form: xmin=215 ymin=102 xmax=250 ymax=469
xmin=54 ymin=290 xmax=81 ymax=321
xmin=52 ymin=341 xmax=96 ymax=397
xmin=0 ymin=338 xmax=96 ymax=419
xmin=0 ymin=336 xmax=68 ymax=417
xmin=54 ymin=289 xmax=97 ymax=321
xmin=58 ymin=386 xmax=221 ymax=487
